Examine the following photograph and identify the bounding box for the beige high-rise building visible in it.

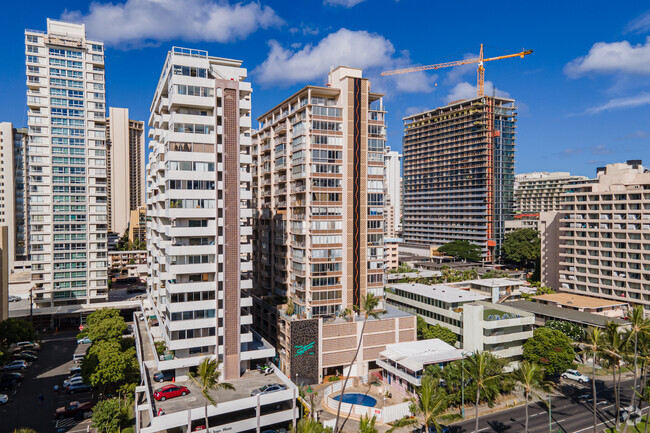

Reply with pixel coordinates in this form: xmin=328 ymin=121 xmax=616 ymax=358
xmin=541 ymin=160 xmax=650 ymax=310
xmin=515 ymin=171 xmax=588 ymax=213
xmin=0 ymin=123 xmax=29 ymax=271
xmin=106 ymin=107 xmax=144 ymax=235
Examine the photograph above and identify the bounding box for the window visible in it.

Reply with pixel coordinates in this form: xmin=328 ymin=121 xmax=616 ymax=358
xmin=311 ymin=120 xmax=341 ymax=131
xmin=176 ymin=85 xmax=213 ymax=97
xmin=173 ymin=65 xmax=207 ymax=78
xmin=368 ymin=139 xmax=384 ymax=151
xmin=312 ymin=106 xmax=341 ymax=117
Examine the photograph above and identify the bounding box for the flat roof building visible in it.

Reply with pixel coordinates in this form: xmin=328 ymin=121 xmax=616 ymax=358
xmin=506 ymin=300 xmax=629 ymax=330
xmin=515 ymin=172 xmax=588 ymax=213
xmin=532 ymin=293 xmax=628 ymax=317
xmin=402 ymin=97 xmax=517 ymax=262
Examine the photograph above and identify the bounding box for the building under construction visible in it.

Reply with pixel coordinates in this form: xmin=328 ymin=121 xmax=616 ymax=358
xmin=402 ymin=96 xmax=517 ymax=262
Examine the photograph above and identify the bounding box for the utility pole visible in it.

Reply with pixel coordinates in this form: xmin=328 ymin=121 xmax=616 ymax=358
xmin=461 ymin=358 xmax=465 ymax=418
xmin=549 ymin=393 xmax=552 ymax=433
xmin=29 ymin=286 xmax=33 ymax=324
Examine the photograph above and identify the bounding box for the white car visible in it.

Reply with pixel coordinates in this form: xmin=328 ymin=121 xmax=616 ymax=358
xmin=63 ymin=375 xmax=83 ymax=388
xmin=0 ymin=394 xmax=7 ymax=404
xmin=562 ymin=369 xmax=590 ymax=383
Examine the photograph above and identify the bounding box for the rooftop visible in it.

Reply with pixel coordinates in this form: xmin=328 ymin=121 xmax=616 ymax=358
xmin=452 ymin=278 xmax=527 ymax=288
xmin=386 ymin=282 xmax=490 ymax=304
xmin=505 ymin=300 xmax=629 ymax=328
xmin=379 ymin=338 xmax=466 ymax=372
xmin=533 ymin=293 xmax=628 ymax=309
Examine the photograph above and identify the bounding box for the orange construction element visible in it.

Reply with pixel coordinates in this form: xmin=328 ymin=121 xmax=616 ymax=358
xmin=381 ymin=44 xmax=533 ymax=98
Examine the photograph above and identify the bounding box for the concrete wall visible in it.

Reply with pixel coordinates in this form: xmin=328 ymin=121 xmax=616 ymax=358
xmin=540 ymin=211 xmax=561 ymax=291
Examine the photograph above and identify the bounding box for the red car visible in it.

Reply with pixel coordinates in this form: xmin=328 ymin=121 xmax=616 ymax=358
xmin=153 ymin=384 xmax=189 ymax=401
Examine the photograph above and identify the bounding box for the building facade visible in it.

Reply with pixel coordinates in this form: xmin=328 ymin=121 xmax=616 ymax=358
xmin=384 ymin=148 xmax=402 ymax=237
xmin=515 ymin=172 xmax=588 ymax=213
xmin=252 ymin=66 xmax=386 ymax=315
xmin=402 ymin=97 xmax=517 ymax=262
xmin=544 ymin=160 xmax=650 ymax=309
xmin=106 ymin=107 xmax=145 ymax=235
xmin=25 ymin=20 xmax=109 ymax=307
xmin=128 ymin=204 xmax=147 ymax=244
xmin=0 ymin=123 xmax=29 ymax=271
xmin=146 ymin=47 xmax=270 ymax=380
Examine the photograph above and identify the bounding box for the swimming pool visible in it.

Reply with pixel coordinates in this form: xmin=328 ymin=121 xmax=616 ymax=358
xmin=333 ymin=393 xmax=377 ymax=407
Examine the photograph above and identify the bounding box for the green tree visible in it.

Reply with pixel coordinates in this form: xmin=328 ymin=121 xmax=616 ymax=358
xmin=603 ymin=322 xmax=624 ymax=430
xmin=388 ymin=375 xmax=458 ymax=433
xmin=85 ymin=308 xmax=127 ymax=342
xmin=290 ymin=417 xmax=332 ymax=433
xmin=480 ymin=269 xmax=510 ymax=279
xmin=188 ymin=358 xmax=235 ymax=430
xmin=576 ymin=328 xmax=605 ymax=433
xmin=544 ymin=320 xmax=584 ymax=342
xmin=12 ymin=429 xmax=39 ymax=433
xmin=334 ymin=293 xmax=381 ymax=433
xmin=512 ymin=361 xmax=552 ymax=433
xmin=0 ymin=318 xmax=37 ymax=346
xmin=416 ymin=317 xmax=458 ymax=346
xmin=502 ymin=228 xmax=540 ymax=268
xmin=437 ymin=241 xmax=482 ymax=262
xmin=82 ymin=340 xmax=139 ymax=394
xmin=522 ymin=327 xmax=574 ymax=376
xmin=91 ymin=397 xmax=129 ymax=433
xmin=358 ymin=414 xmax=378 ymax=433
xmin=462 ymin=351 xmax=505 ymax=433
xmin=620 ymin=305 xmax=650 ymax=423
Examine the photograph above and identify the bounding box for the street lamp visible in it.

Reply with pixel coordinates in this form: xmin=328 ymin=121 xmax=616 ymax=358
xmin=548 ymin=393 xmax=552 ymax=433
xmin=461 ymin=358 xmax=465 ymax=418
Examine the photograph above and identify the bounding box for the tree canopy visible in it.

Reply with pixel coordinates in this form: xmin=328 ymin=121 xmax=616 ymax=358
xmin=0 ymin=319 xmax=36 ymax=346
xmin=85 ymin=308 xmax=128 ymax=342
xmin=81 ymin=339 xmax=139 ymax=394
xmin=437 ymin=241 xmax=482 ymax=262
xmin=417 ymin=317 xmax=458 ymax=346
xmin=502 ymin=228 xmax=540 ymax=267
xmin=544 ymin=320 xmax=584 ymax=342
xmin=91 ymin=397 xmax=129 ymax=433
xmin=522 ymin=327 xmax=575 ymax=376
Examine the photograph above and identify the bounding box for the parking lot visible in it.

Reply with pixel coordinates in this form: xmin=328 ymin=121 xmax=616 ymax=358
xmin=1 ymin=331 xmax=96 ymax=433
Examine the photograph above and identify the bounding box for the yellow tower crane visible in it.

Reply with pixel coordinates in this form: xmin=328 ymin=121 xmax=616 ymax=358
xmin=381 ymin=44 xmax=533 ymax=97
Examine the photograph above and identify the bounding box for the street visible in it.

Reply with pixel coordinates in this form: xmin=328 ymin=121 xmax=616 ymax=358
xmin=449 ymin=378 xmax=635 ymax=433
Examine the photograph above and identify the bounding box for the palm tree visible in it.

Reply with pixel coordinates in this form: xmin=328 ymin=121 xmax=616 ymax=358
xmin=388 ymin=375 xmax=458 ymax=433
xmin=576 ymin=327 xmax=605 ymax=433
xmin=187 ymin=358 xmax=235 ymax=430
xmin=333 ymin=293 xmax=381 ymax=433
xmin=12 ymin=430 xmax=38 ymax=433
xmin=512 ymin=361 xmax=552 ymax=432
xmin=624 ymin=306 xmax=650 ymax=412
xmin=290 ymin=417 xmax=332 ymax=433
xmin=358 ymin=414 xmax=378 ymax=433
xmin=603 ymin=321 xmax=624 ymax=429
xmin=462 ymin=351 xmax=504 ymax=433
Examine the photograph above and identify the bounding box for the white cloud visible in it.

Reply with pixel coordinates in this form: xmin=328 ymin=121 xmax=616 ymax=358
xmin=625 ymin=11 xmax=650 ymax=34
xmin=61 ymin=0 xmax=283 ymax=47
xmin=585 ymin=93 xmax=650 ymax=114
xmin=443 ymin=53 xmax=479 ymax=84
xmin=324 ymin=0 xmax=367 ymax=7
xmin=445 ymin=81 xmax=510 ymax=103
xmin=565 ymin=37 xmax=650 ymax=77
xmin=254 ymin=28 xmax=394 ymax=85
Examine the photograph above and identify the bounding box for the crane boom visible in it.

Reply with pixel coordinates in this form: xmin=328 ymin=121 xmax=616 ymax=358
xmin=380 ymin=44 xmax=532 ymax=98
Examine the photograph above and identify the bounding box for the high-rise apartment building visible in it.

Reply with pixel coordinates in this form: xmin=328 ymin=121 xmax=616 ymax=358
xmin=106 ymin=107 xmax=145 ymax=235
xmin=25 ymin=20 xmax=109 ymax=306
xmin=541 ymin=160 xmax=650 ymax=309
xmin=402 ymin=97 xmax=517 ymax=262
xmin=128 ymin=204 xmax=147 ymax=244
xmin=252 ymin=66 xmax=387 ymax=316
xmin=384 ymin=148 xmax=402 ymax=237
xmin=251 ymin=67 xmax=416 ymax=383
xmin=0 ymin=123 xmax=29 ymax=271
xmin=147 ymin=47 xmax=271 ymax=380
xmin=515 ymin=171 xmax=587 ymax=213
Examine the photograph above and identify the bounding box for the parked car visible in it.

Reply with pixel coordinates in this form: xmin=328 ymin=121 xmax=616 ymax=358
xmin=12 ymin=341 xmax=40 ymax=351
xmin=77 ymin=337 xmax=92 ymax=345
xmin=12 ymin=351 xmax=38 ymax=362
xmin=64 ymin=377 xmax=84 ymax=389
xmin=70 ymin=366 xmax=82 ymax=375
xmin=1 ymin=372 xmax=24 ymax=382
xmin=63 ymin=374 xmax=82 ymax=388
xmin=2 ymin=360 xmax=28 ymax=371
xmin=0 ymin=394 xmax=8 ymax=404
xmin=66 ymin=382 xmax=93 ymax=394
xmin=55 ymin=400 xmax=95 ymax=419
xmin=153 ymin=385 xmax=189 ymax=401
xmin=561 ymin=369 xmax=590 ymax=383
xmin=8 ymin=295 xmax=20 ymax=302
xmin=0 ymin=377 xmax=18 ymax=391
xmin=153 ymin=370 xmax=175 ymax=383
xmin=250 ymin=383 xmax=287 ymax=397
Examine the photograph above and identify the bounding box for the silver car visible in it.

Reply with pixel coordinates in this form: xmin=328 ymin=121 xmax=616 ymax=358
xmin=250 ymin=383 xmax=287 ymax=397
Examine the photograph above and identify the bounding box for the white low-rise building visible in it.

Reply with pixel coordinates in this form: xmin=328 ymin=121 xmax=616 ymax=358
xmin=377 ymin=339 xmax=466 ymax=394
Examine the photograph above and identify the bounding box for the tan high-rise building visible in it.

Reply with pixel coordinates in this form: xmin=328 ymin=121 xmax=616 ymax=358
xmin=128 ymin=204 xmax=147 ymax=244
xmin=541 ymin=160 xmax=650 ymax=310
xmin=106 ymin=107 xmax=144 ymax=235
xmin=252 ymin=66 xmax=387 ymax=316
xmin=515 ymin=171 xmax=588 ymax=213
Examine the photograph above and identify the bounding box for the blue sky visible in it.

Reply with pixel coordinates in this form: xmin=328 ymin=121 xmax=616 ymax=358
xmin=1 ymin=0 xmax=649 ymax=176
